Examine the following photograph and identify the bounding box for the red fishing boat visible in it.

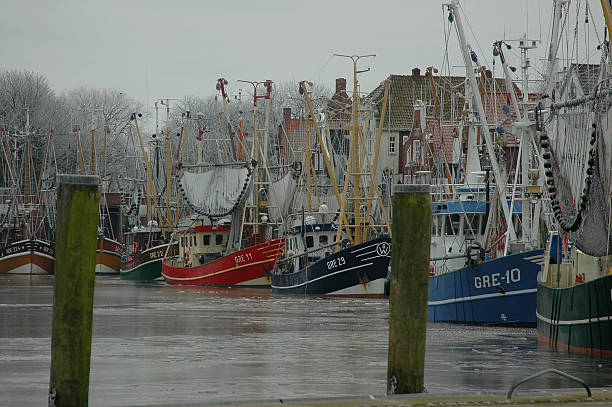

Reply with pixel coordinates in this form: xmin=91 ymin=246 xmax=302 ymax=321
xmin=162 ymin=224 xmax=284 ymax=286
xmin=161 ymin=77 xmax=291 ymax=287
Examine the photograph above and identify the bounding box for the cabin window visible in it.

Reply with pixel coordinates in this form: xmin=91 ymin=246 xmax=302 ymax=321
xmin=389 ymin=135 xmax=396 ymax=154
xmin=431 ymin=217 xmax=437 ymax=236
xmin=445 ymin=214 xmax=460 ymax=235
xmin=216 ymin=234 xmax=223 ymax=245
xmin=194 ymin=235 xmax=197 ymax=246
xmin=480 ymin=214 xmax=486 ymax=235
xmin=319 ymin=234 xmax=328 ymax=245
xmin=189 ymin=236 xmax=193 ymax=246
xmin=181 ymin=237 xmax=185 ymax=246
xmin=306 ymin=235 xmax=314 ymax=248
xmin=203 ymin=235 xmax=211 ymax=245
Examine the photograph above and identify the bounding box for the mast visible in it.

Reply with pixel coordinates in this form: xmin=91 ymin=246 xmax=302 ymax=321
xmin=445 ymin=1 xmax=517 ymax=241
xmin=160 ymin=98 xmax=176 ymax=230
xmin=301 ymin=81 xmax=354 ymax=243
xmin=131 ymin=113 xmax=165 ymax=241
xmin=90 ymin=111 xmax=96 ymax=175
xmin=333 ymin=54 xmax=378 ymax=245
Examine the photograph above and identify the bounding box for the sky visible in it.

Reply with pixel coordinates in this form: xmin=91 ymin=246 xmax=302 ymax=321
xmin=1 ymin=0 xmax=606 ymax=119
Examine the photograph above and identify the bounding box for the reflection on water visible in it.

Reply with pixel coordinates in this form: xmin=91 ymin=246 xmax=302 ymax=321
xmin=1 ymin=274 xmax=611 ymax=406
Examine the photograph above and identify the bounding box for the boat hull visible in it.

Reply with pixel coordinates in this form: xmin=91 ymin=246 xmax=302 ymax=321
xmin=271 ymin=237 xmax=391 ymax=296
xmin=536 ymin=274 xmax=612 ymax=356
xmin=428 ymin=249 xmax=544 ymax=325
xmin=0 ymin=240 xmax=55 ymax=274
xmin=95 ymin=237 xmax=122 ymax=275
xmin=120 ymin=243 xmax=177 ymax=281
xmin=161 ymin=238 xmax=285 ymax=286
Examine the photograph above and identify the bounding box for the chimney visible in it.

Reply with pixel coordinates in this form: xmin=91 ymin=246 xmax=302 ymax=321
xmin=335 ymin=78 xmax=347 ymax=93
xmin=412 ymin=67 xmax=421 ymax=77
xmin=283 ymin=107 xmax=291 ymax=123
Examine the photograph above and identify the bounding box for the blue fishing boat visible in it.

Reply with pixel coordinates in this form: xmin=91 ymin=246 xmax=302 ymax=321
xmin=425 ymin=2 xmax=545 ymax=325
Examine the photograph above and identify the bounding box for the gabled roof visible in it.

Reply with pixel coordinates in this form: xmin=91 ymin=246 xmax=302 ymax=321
xmin=368 ymin=73 xmax=519 ymax=131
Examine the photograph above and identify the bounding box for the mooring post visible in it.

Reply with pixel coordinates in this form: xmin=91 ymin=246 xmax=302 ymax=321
xmin=49 ymin=174 xmax=100 ymax=407
xmin=387 ymin=183 xmax=432 ymax=394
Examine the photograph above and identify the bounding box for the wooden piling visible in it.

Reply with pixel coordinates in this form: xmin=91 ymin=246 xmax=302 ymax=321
xmin=49 ymin=174 xmax=100 ymax=407
xmin=387 ymin=183 xmax=432 ymax=394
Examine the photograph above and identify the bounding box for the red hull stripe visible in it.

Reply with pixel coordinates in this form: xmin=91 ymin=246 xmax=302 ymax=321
xmin=537 ymin=332 xmax=612 ymax=357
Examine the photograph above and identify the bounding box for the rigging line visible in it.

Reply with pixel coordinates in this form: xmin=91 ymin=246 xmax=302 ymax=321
xmin=311 ymin=54 xmax=334 ymax=82
xmin=458 ymin=2 xmax=487 ymax=70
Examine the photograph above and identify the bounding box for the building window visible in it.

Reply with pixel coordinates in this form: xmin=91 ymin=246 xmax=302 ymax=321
xmin=406 ymin=147 xmax=412 ymax=166
xmin=389 ymin=135 xmax=396 ymax=154
xmin=413 ymin=139 xmax=421 ymax=164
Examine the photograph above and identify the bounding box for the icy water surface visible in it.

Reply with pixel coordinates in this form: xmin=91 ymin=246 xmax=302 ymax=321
xmin=1 ymin=274 xmax=611 ymax=406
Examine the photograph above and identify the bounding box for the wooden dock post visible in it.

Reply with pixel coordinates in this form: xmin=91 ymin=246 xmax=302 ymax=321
xmin=49 ymin=174 xmax=100 ymax=407
xmin=387 ymin=183 xmax=432 ymax=394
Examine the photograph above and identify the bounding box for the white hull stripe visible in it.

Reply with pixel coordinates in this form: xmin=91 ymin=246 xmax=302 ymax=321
xmin=536 ymin=311 xmax=612 ymax=326
xmin=428 ymin=288 xmax=536 ymax=306
xmin=355 ymin=249 xmax=377 ymax=258
xmin=120 ymin=258 xmax=161 ymax=273
xmin=257 ymin=243 xmax=284 ymax=252
xmin=0 ymin=251 xmax=54 ymax=262
xmin=360 ymin=255 xmax=389 ymax=262
xmin=162 ymin=258 xmax=274 ymax=281
xmin=272 ymin=262 xmax=373 ymax=289
xmin=524 ymin=255 xmax=544 ymax=261
xmin=351 ymin=243 xmax=379 ymax=254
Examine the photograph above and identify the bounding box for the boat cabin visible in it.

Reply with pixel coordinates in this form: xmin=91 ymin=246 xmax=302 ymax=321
xmin=178 ymin=224 xmax=231 ymax=267
xmin=282 ymin=221 xmax=342 ymax=273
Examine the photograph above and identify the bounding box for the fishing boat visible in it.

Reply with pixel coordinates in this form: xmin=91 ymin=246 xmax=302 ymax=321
xmin=95 ymin=236 xmax=123 ymax=275
xmin=0 ymin=239 xmax=55 ymax=274
xmin=0 ymin=113 xmax=56 ymax=274
xmin=120 ymin=220 xmax=178 ymax=281
xmin=162 ymin=78 xmax=287 ymax=286
xmin=270 ymin=62 xmax=392 ymax=296
xmin=119 ymin=106 xmax=178 ymax=281
xmin=72 ymin=115 xmax=124 ymax=274
xmin=426 ymin=1 xmax=544 ymax=324
xmin=536 ymin=0 xmax=612 ymax=355
xmin=121 ymin=239 xmax=178 ymax=281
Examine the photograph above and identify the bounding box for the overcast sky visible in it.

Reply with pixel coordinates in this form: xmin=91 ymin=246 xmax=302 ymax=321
xmin=1 ymin=1 xmax=605 ymax=116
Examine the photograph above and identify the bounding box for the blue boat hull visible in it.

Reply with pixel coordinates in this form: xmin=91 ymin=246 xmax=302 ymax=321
xmin=428 ymin=249 xmax=544 ymax=325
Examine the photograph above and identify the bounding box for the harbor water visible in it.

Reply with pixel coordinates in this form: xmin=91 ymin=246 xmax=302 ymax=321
xmin=1 ymin=274 xmax=611 ymax=406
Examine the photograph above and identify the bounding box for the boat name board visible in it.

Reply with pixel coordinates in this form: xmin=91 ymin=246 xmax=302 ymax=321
xmin=0 ymin=241 xmax=55 ymax=258
xmin=474 ymin=268 xmax=520 ymax=289
xmin=327 ymin=256 xmax=346 ymax=270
